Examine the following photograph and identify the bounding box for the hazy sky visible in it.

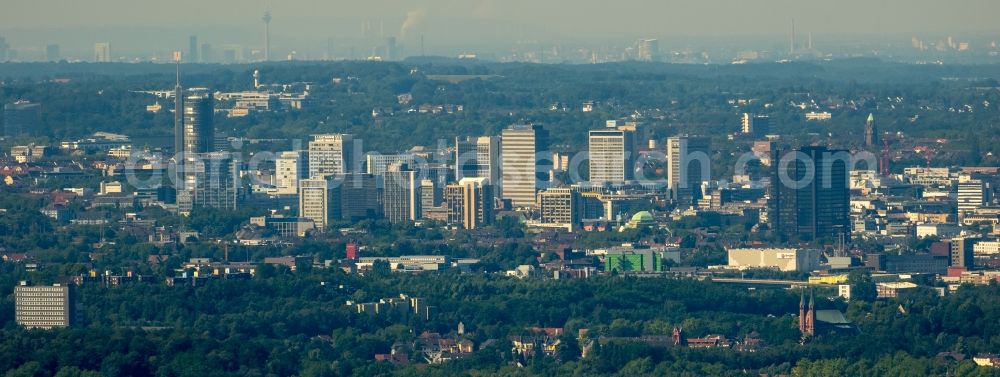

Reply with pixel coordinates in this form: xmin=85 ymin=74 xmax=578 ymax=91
xmin=2 ymin=0 xmax=999 ymax=58
xmin=5 ymin=0 xmax=999 ymax=33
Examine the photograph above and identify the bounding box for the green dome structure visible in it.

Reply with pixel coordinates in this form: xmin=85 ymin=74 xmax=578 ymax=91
xmin=624 ymin=211 xmax=656 ymax=229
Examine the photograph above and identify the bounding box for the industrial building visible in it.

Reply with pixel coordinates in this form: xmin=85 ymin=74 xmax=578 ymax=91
xmin=726 ymin=248 xmax=820 ymax=272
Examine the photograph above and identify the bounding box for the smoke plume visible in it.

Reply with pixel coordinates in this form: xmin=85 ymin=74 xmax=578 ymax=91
xmin=399 ymin=8 xmax=426 ymax=39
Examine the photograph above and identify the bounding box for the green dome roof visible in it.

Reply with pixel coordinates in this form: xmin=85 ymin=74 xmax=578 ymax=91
xmin=630 ymin=211 xmax=654 ymax=222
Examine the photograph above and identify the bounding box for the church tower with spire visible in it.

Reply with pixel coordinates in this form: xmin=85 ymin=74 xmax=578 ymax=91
xmin=672 ymin=327 xmax=686 ymax=346
xmin=798 ymin=291 xmax=806 ymax=333
xmin=799 ymin=290 xmax=816 ymax=337
xmin=806 ymin=290 xmax=816 ymax=336
xmin=865 ymin=113 xmax=877 ymax=148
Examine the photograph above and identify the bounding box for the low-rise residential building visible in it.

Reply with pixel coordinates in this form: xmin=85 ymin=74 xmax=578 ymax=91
xmin=263 ymin=256 xmax=313 ymax=272
xmin=916 ymin=223 xmax=959 ymax=238
xmin=11 ymin=144 xmax=51 ymax=163
xmin=413 ymin=332 xmax=474 ymax=364
xmin=974 ymin=241 xmax=1000 ymax=255
xmin=347 ymin=294 xmax=434 ymax=320
xmin=249 ymin=216 xmax=315 ymax=237
xmin=805 ymin=111 xmax=832 ymax=121
xmin=973 ymin=354 xmax=1000 ymax=368
xmin=511 ymin=335 xmax=560 ymax=357
xmin=876 ymin=282 xmax=919 ymax=298
xmin=942 ymin=270 xmax=1000 ymax=285
xmin=354 ymin=255 xmax=477 ymax=273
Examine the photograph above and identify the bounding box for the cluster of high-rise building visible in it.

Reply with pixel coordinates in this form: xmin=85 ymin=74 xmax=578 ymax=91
xmin=154 ymin=100 xmax=865 ymax=244
xmin=171 ymin=74 xmax=238 ymax=215
xmin=21 ymin=83 xmax=996 ymax=273
xmin=265 ymin=121 xmax=642 ymax=233
xmin=7 ymin=73 xmax=1000 ymax=299
xmin=290 ymin=131 xmax=496 ymax=231
xmin=5 ymin=93 xmax=886 ymax=248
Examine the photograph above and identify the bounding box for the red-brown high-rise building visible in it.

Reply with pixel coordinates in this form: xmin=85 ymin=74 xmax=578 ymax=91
xmin=346 ymin=243 xmax=358 ymax=260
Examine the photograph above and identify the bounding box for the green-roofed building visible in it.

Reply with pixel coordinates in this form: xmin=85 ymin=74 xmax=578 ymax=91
xmin=605 ymin=248 xmax=663 ymax=273
xmin=624 ymin=211 xmax=656 ymax=229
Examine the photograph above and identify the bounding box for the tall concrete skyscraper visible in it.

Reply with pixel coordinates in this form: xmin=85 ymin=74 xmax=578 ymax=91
xmin=957 ymin=177 xmax=986 ymax=219
xmin=275 ymin=150 xmax=307 ymax=195
xmin=94 ymin=42 xmax=111 ymax=62
xmin=666 ymin=136 xmax=711 ymax=206
xmin=200 ymin=43 xmax=213 ymax=63
xmin=385 ymin=37 xmax=398 ymax=60
xmin=299 ymin=177 xmax=337 ymax=231
xmin=262 ymin=10 xmax=272 ymax=61
xmin=538 ymin=188 xmax=581 ymax=232
xmin=501 ymin=124 xmax=549 ymax=208
xmin=365 ymin=153 xmax=414 ymax=175
xmin=476 ymin=136 xmax=502 ymax=200
xmin=589 ymin=125 xmax=636 ymax=184
xmin=950 ymin=236 xmax=978 ymax=269
xmin=637 ymin=39 xmax=659 ymax=61
xmin=177 ymin=152 xmax=239 ymax=215
xmin=182 ymin=93 xmax=214 ymax=154
xmin=768 ymin=146 xmax=850 ymax=241
xmin=790 ymin=19 xmax=796 ymax=55
xmin=455 ymin=136 xmax=477 ymax=179
xmin=741 ymin=113 xmax=770 ymax=138
xmin=189 ymin=36 xmax=199 ymax=63
xmin=45 ymin=44 xmax=60 ymax=62
xmin=339 ymin=173 xmax=379 ymax=221
xmin=174 ymin=89 xmax=219 ymax=215
xmin=455 ymin=135 xmax=501 ymax=199
xmin=420 ymin=179 xmax=440 ymax=212
xmin=308 ymin=134 xmax=356 ymax=179
xmin=382 ymin=166 xmax=421 ymax=223
xmin=445 ymin=177 xmax=494 ymax=230
xmin=173 ymin=64 xmax=184 ymax=157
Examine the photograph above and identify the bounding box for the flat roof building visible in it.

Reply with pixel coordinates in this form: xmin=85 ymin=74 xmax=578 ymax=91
xmin=537 ymin=188 xmax=580 ymax=232
xmin=300 ymin=178 xmax=338 ymax=231
xmin=383 ymin=168 xmax=421 ymax=223
xmin=589 ymin=126 xmax=637 ymax=185
xmin=666 ymin=136 xmax=710 ymax=207
xmin=3 ymin=100 xmax=40 ymax=137
xmin=274 ymin=150 xmax=307 ymax=195
xmin=727 ymin=248 xmax=820 ymax=272
xmin=15 ymin=282 xmax=75 ymax=329
xmin=501 ymin=124 xmax=549 ymax=208
xmin=309 ymin=134 xmax=357 ymax=179
xmin=444 ymin=177 xmax=494 ymax=230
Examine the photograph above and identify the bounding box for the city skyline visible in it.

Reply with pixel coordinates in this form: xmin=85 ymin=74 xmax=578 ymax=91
xmin=2 ymin=3 xmax=1000 ymax=375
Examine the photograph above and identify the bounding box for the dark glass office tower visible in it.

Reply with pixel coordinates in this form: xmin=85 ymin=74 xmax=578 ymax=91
xmin=769 ymin=146 xmax=850 ymax=241
xmin=182 ymin=93 xmax=214 ymax=154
